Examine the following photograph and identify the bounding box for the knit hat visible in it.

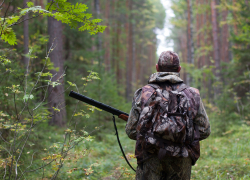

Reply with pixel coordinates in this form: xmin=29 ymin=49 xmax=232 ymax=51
xmin=158 ymin=51 xmax=180 ymax=71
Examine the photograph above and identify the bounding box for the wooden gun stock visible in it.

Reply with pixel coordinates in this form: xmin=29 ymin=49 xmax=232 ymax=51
xmin=118 ymin=114 xmax=129 ymax=121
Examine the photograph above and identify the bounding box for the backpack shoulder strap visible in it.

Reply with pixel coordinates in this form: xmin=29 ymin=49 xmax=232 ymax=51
xmin=141 ymin=84 xmax=158 ymax=108
xmin=177 ymin=83 xmax=189 ymax=92
xmin=148 ymin=83 xmax=160 ymax=90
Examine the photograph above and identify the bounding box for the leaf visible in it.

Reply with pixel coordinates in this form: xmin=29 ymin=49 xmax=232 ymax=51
xmin=86 ymin=105 xmax=102 ymax=112
xmin=28 ymin=142 xmax=35 ymax=146
xmin=0 ymin=56 xmax=11 ymax=65
xmin=53 ymin=107 xmax=60 ymax=112
xmin=51 ymin=81 xmax=61 ymax=87
xmin=74 ymin=112 xmax=84 ymax=116
xmin=1 ymin=1 xmax=106 ymax=46
xmin=67 ymin=81 xmax=76 ymax=86
xmin=27 ymin=2 xmax=34 ymax=7
xmin=0 ymin=111 xmax=9 ymax=117
xmin=23 ymin=94 xmax=34 ymax=101
xmin=1 ymin=28 xmax=17 ymax=45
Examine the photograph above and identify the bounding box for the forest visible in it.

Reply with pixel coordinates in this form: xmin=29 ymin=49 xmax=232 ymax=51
xmin=0 ymin=0 xmax=250 ymax=179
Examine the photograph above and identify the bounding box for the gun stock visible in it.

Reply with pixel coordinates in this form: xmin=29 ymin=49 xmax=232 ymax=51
xmin=69 ymin=91 xmax=129 ymax=122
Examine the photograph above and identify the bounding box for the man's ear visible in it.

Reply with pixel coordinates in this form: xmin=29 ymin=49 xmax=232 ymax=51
xmin=156 ymin=64 xmax=160 ymax=72
xmin=178 ymin=66 xmax=181 ymax=72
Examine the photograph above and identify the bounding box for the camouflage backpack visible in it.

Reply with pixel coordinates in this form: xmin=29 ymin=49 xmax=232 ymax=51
xmin=136 ymin=83 xmax=195 ymax=159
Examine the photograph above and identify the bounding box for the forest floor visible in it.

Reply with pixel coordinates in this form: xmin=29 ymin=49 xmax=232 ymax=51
xmin=27 ymin=117 xmax=250 ymax=180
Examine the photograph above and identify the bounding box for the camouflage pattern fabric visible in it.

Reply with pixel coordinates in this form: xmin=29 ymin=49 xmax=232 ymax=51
xmin=135 ymin=82 xmax=193 ymax=162
xmin=149 ymin=72 xmax=183 ymax=84
xmin=125 ymin=72 xmax=210 ymax=179
xmin=136 ymin=155 xmax=192 ymax=180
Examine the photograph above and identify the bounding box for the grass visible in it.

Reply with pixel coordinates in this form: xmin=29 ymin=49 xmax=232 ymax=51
xmin=191 ymin=124 xmax=250 ymax=180
xmin=11 ymin=116 xmax=250 ymax=179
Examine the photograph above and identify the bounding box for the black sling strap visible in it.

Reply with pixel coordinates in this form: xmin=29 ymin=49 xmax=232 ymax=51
xmin=112 ymin=115 xmax=136 ymax=172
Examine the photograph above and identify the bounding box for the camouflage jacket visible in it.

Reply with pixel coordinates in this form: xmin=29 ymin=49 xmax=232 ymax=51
xmin=125 ymin=72 xmax=211 ymax=165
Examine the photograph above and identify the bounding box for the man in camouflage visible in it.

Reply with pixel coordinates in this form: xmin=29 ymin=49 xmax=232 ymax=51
xmin=125 ymin=51 xmax=211 ymax=180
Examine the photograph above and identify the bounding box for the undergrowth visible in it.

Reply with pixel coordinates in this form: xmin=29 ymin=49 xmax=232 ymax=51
xmin=192 ymin=123 xmax=250 ymax=180
xmin=22 ymin=112 xmax=250 ymax=179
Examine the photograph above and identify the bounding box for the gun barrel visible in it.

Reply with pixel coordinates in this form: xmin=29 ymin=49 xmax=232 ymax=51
xmin=69 ymin=91 xmax=129 ymax=121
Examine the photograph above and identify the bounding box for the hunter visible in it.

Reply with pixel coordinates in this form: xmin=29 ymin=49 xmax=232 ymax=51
xmin=125 ymin=51 xmax=211 ymax=180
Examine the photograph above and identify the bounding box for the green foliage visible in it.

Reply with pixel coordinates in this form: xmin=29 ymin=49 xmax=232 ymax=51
xmin=16 ymin=112 xmax=249 ymax=179
xmin=0 ymin=28 xmax=17 ymax=45
xmin=170 ymin=0 xmax=250 ymax=136
xmin=181 ymin=62 xmax=215 ymax=92
xmin=0 ymin=55 xmax=11 ymax=65
xmin=3 ymin=0 xmax=250 ymax=178
xmin=0 ymin=59 xmax=102 ymax=179
xmin=66 ymin=70 xmax=131 ymax=133
xmin=0 ymin=1 xmax=108 ymax=178
xmin=192 ymin=124 xmax=250 ymax=179
xmin=0 ymin=0 xmax=106 ymax=45
xmin=168 ymin=2 xmax=250 ymax=179
xmin=149 ymin=0 xmax=166 ymax=29
xmin=45 ymin=1 xmax=106 ymax=34
xmin=210 ymin=0 xmax=250 ymax=134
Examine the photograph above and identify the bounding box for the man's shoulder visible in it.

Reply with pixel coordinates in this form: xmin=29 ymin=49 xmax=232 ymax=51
xmin=132 ymin=84 xmax=156 ymax=104
xmin=141 ymin=84 xmax=157 ymax=96
xmin=142 ymin=84 xmax=156 ymax=91
xmin=134 ymin=84 xmax=155 ymax=95
xmin=187 ymin=87 xmax=200 ymax=96
xmin=185 ymin=86 xmax=202 ymax=109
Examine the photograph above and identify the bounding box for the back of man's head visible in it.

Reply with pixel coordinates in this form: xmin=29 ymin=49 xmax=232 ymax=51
xmin=157 ymin=51 xmax=181 ymax=72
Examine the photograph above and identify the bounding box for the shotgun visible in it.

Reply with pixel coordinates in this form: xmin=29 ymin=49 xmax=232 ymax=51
xmin=69 ymin=91 xmax=136 ymax=172
xmin=69 ymin=91 xmax=129 ymax=121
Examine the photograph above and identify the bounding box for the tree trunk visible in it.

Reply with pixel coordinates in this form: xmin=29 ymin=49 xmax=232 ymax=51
xmin=183 ymin=33 xmax=188 ymax=83
xmin=196 ymin=0 xmax=201 ymax=68
xmin=232 ymin=0 xmax=238 ymax=35
xmin=200 ymin=0 xmax=207 ymax=98
xmin=187 ymin=0 xmax=194 ymax=86
xmin=201 ymin=0 xmax=206 ymax=68
xmin=179 ymin=31 xmax=188 ymax=83
xmin=148 ymin=43 xmax=154 ymax=74
xmin=23 ymin=0 xmax=29 ymax=69
xmin=94 ymin=0 xmax=103 ymax=74
xmin=206 ymin=0 xmax=213 ymax=101
xmin=40 ymin=0 xmax=44 ymax=8
xmin=116 ymin=22 xmax=121 ymax=85
xmin=91 ymin=1 xmax=96 ymax=65
xmin=131 ymin=13 xmax=136 ymax=91
xmin=48 ymin=0 xmax=66 ymax=127
xmin=120 ymin=28 xmax=126 ymax=95
xmin=136 ymin=42 xmax=141 ymax=86
xmin=211 ymin=0 xmax=221 ymax=94
xmin=126 ymin=0 xmax=133 ymax=101
xmin=111 ymin=0 xmax=116 ymax=71
xmin=139 ymin=38 xmax=145 ymax=85
xmin=221 ymin=9 xmax=230 ymax=63
xmin=104 ymin=0 xmax=110 ymax=72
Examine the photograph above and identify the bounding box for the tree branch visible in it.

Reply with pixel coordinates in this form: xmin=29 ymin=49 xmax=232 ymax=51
xmin=15 ymin=115 xmax=34 ymax=179
xmin=0 ymin=0 xmax=5 ymax=8
xmin=9 ymin=92 xmax=21 ymax=179
xmin=8 ymin=14 xmax=41 ymax=28
xmin=0 ymin=0 xmax=13 ymax=36
xmin=18 ymin=158 xmax=56 ymax=180
xmin=3 ymin=159 xmax=7 ymax=180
